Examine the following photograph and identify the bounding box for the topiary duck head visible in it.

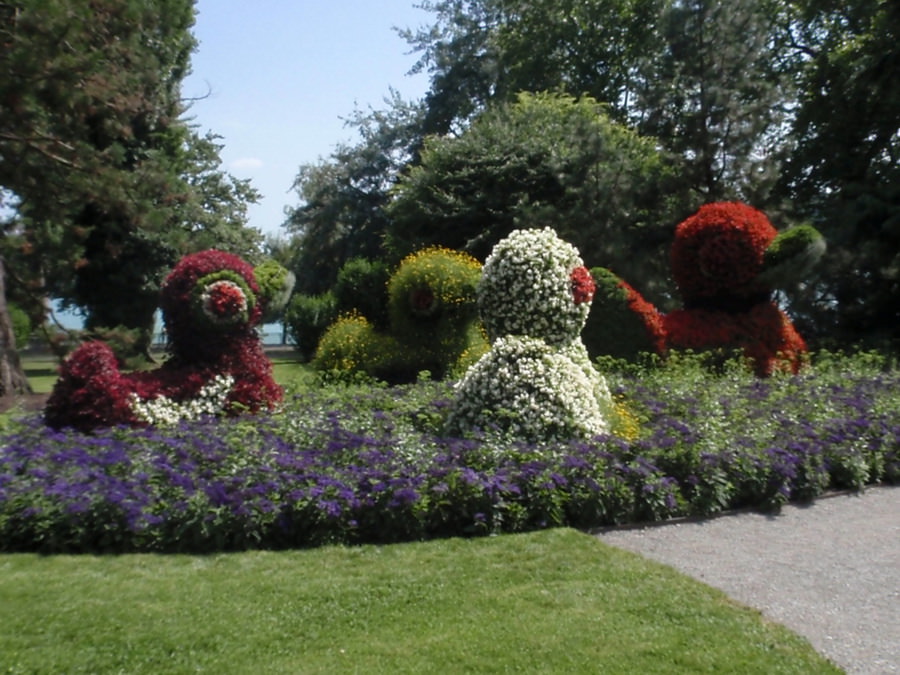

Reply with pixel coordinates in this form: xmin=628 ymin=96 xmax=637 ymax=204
xmin=478 ymin=227 xmax=596 ymax=347
xmin=160 ymin=250 xmax=262 ymax=345
xmin=671 ymin=202 xmax=825 ymax=311
xmin=159 ymin=250 xmax=292 ymax=360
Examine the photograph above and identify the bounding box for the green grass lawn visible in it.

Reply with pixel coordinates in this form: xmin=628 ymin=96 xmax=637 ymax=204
xmin=0 ymin=528 xmax=838 ymax=674
xmin=21 ymin=355 xmax=59 ymax=394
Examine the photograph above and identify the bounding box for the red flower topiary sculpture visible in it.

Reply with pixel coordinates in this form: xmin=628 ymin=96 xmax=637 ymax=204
xmin=45 ymin=250 xmax=287 ymax=431
xmin=588 ymin=202 xmax=825 ymax=376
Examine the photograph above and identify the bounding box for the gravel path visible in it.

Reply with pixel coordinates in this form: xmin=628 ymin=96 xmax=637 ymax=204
xmin=595 ymin=486 xmax=899 ymax=675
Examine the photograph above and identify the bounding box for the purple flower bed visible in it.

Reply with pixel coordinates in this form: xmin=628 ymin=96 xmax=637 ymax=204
xmin=2 ymin=358 xmax=898 ymax=553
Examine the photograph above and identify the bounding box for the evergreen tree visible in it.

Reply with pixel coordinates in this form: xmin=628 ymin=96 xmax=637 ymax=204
xmin=0 ymin=0 xmax=261 ymax=364
xmin=634 ymin=0 xmax=792 ymax=203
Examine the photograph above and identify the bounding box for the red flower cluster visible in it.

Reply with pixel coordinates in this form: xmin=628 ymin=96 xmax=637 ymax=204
xmin=664 ymin=304 xmax=807 ymax=376
xmin=43 ymin=342 xmax=138 ymax=432
xmin=45 ymin=250 xmax=282 ymax=431
xmin=619 ymin=278 xmax=667 ymax=355
xmin=202 ymin=280 xmax=247 ymax=322
xmin=671 ymin=202 xmax=776 ymax=303
xmin=570 ymin=266 xmax=596 ymax=305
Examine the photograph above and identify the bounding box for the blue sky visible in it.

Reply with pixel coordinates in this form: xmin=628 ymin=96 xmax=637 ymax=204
xmin=182 ymin=1 xmax=432 ymax=237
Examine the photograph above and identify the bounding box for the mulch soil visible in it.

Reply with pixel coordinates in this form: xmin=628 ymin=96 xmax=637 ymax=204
xmin=0 ymin=393 xmax=50 ymax=415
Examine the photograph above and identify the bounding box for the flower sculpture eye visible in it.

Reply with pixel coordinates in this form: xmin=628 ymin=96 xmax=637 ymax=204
xmin=201 ymin=279 xmax=248 ymax=324
xmin=191 ymin=270 xmax=256 ymax=330
xmin=410 ymin=287 xmax=438 ymax=317
xmin=570 ymin=266 xmax=595 ymax=305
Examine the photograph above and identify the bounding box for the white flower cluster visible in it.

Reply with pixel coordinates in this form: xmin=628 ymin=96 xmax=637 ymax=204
xmin=478 ymin=227 xmax=590 ymax=347
xmin=449 ymin=227 xmax=615 ymax=443
xmin=447 ymin=336 xmax=610 ymax=442
xmin=130 ymin=374 xmax=235 ymax=426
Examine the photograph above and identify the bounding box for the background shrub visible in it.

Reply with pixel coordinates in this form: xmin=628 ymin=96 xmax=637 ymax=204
xmin=333 ymin=258 xmax=391 ymax=331
xmin=285 ymin=292 xmax=339 ymax=362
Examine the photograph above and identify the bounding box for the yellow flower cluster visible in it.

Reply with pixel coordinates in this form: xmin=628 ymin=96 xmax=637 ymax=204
xmin=610 ymin=398 xmax=642 ymax=442
xmin=390 ymin=246 xmax=482 ymax=308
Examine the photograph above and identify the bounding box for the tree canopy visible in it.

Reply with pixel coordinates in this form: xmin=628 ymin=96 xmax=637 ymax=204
xmin=0 ymin=0 xmax=262 ymax=370
xmin=388 ymin=92 xmax=687 ymax=306
xmin=285 ymin=0 xmax=900 ymax=352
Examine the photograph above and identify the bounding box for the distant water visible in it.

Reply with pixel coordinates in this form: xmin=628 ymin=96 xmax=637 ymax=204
xmin=51 ymin=302 xmax=291 ymax=347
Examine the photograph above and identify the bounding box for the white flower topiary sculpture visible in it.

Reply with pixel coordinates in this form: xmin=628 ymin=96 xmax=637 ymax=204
xmin=447 ymin=227 xmax=614 ymax=442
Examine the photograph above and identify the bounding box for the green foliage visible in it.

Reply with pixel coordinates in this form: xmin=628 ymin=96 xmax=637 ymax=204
xmin=0 ymin=0 xmax=262 ymax=360
xmin=253 ymin=259 xmax=296 ymax=323
xmin=388 ymin=92 xmax=684 ymax=307
xmin=8 ymin=303 xmax=31 ymax=349
xmin=400 ymin=0 xmax=660 ymax=132
xmin=584 ymin=267 xmax=662 ymax=362
xmin=333 ymin=257 xmax=390 ymax=330
xmin=637 ymin=0 xmax=790 ymax=202
xmin=284 ymin=291 xmax=338 ymax=361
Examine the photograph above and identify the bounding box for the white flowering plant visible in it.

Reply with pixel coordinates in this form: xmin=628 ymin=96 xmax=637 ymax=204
xmin=446 ymin=336 xmax=611 ymax=442
xmin=130 ymin=374 xmax=235 ymax=426
xmin=477 ymin=227 xmax=595 ymax=347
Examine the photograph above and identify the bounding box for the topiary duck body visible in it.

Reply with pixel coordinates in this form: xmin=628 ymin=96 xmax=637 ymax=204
xmin=45 ymin=250 xmax=289 ymax=431
xmin=447 ymin=227 xmax=615 ymax=442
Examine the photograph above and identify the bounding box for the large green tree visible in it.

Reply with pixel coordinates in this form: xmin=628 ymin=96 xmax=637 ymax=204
xmin=634 ymin=0 xmax=793 ymax=203
xmin=401 ymin=0 xmax=663 ymax=134
xmin=776 ymin=0 xmax=900 ymax=348
xmin=388 ymin=92 xmax=687 ymax=306
xmin=1 ymin=0 xmax=261 ymax=370
xmin=403 ymin=0 xmax=789 ymax=204
xmin=284 ymin=94 xmax=423 ymax=295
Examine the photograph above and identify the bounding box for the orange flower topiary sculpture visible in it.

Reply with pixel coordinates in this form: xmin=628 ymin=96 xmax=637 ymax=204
xmin=589 ymin=202 xmax=825 ymax=376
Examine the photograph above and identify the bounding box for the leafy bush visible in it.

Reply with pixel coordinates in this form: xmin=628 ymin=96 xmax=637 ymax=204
xmin=284 ymin=291 xmax=338 ymax=361
xmin=8 ymin=303 xmax=32 ymax=349
xmin=333 ymin=257 xmax=390 ymax=331
xmin=4 ymin=351 xmax=897 ymax=553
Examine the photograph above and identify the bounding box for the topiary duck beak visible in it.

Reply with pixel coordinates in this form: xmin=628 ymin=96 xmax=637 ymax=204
xmin=758 ymin=224 xmax=827 ymax=288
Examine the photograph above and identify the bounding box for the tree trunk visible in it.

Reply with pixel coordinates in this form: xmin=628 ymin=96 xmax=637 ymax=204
xmin=0 ymin=256 xmax=34 ymax=397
